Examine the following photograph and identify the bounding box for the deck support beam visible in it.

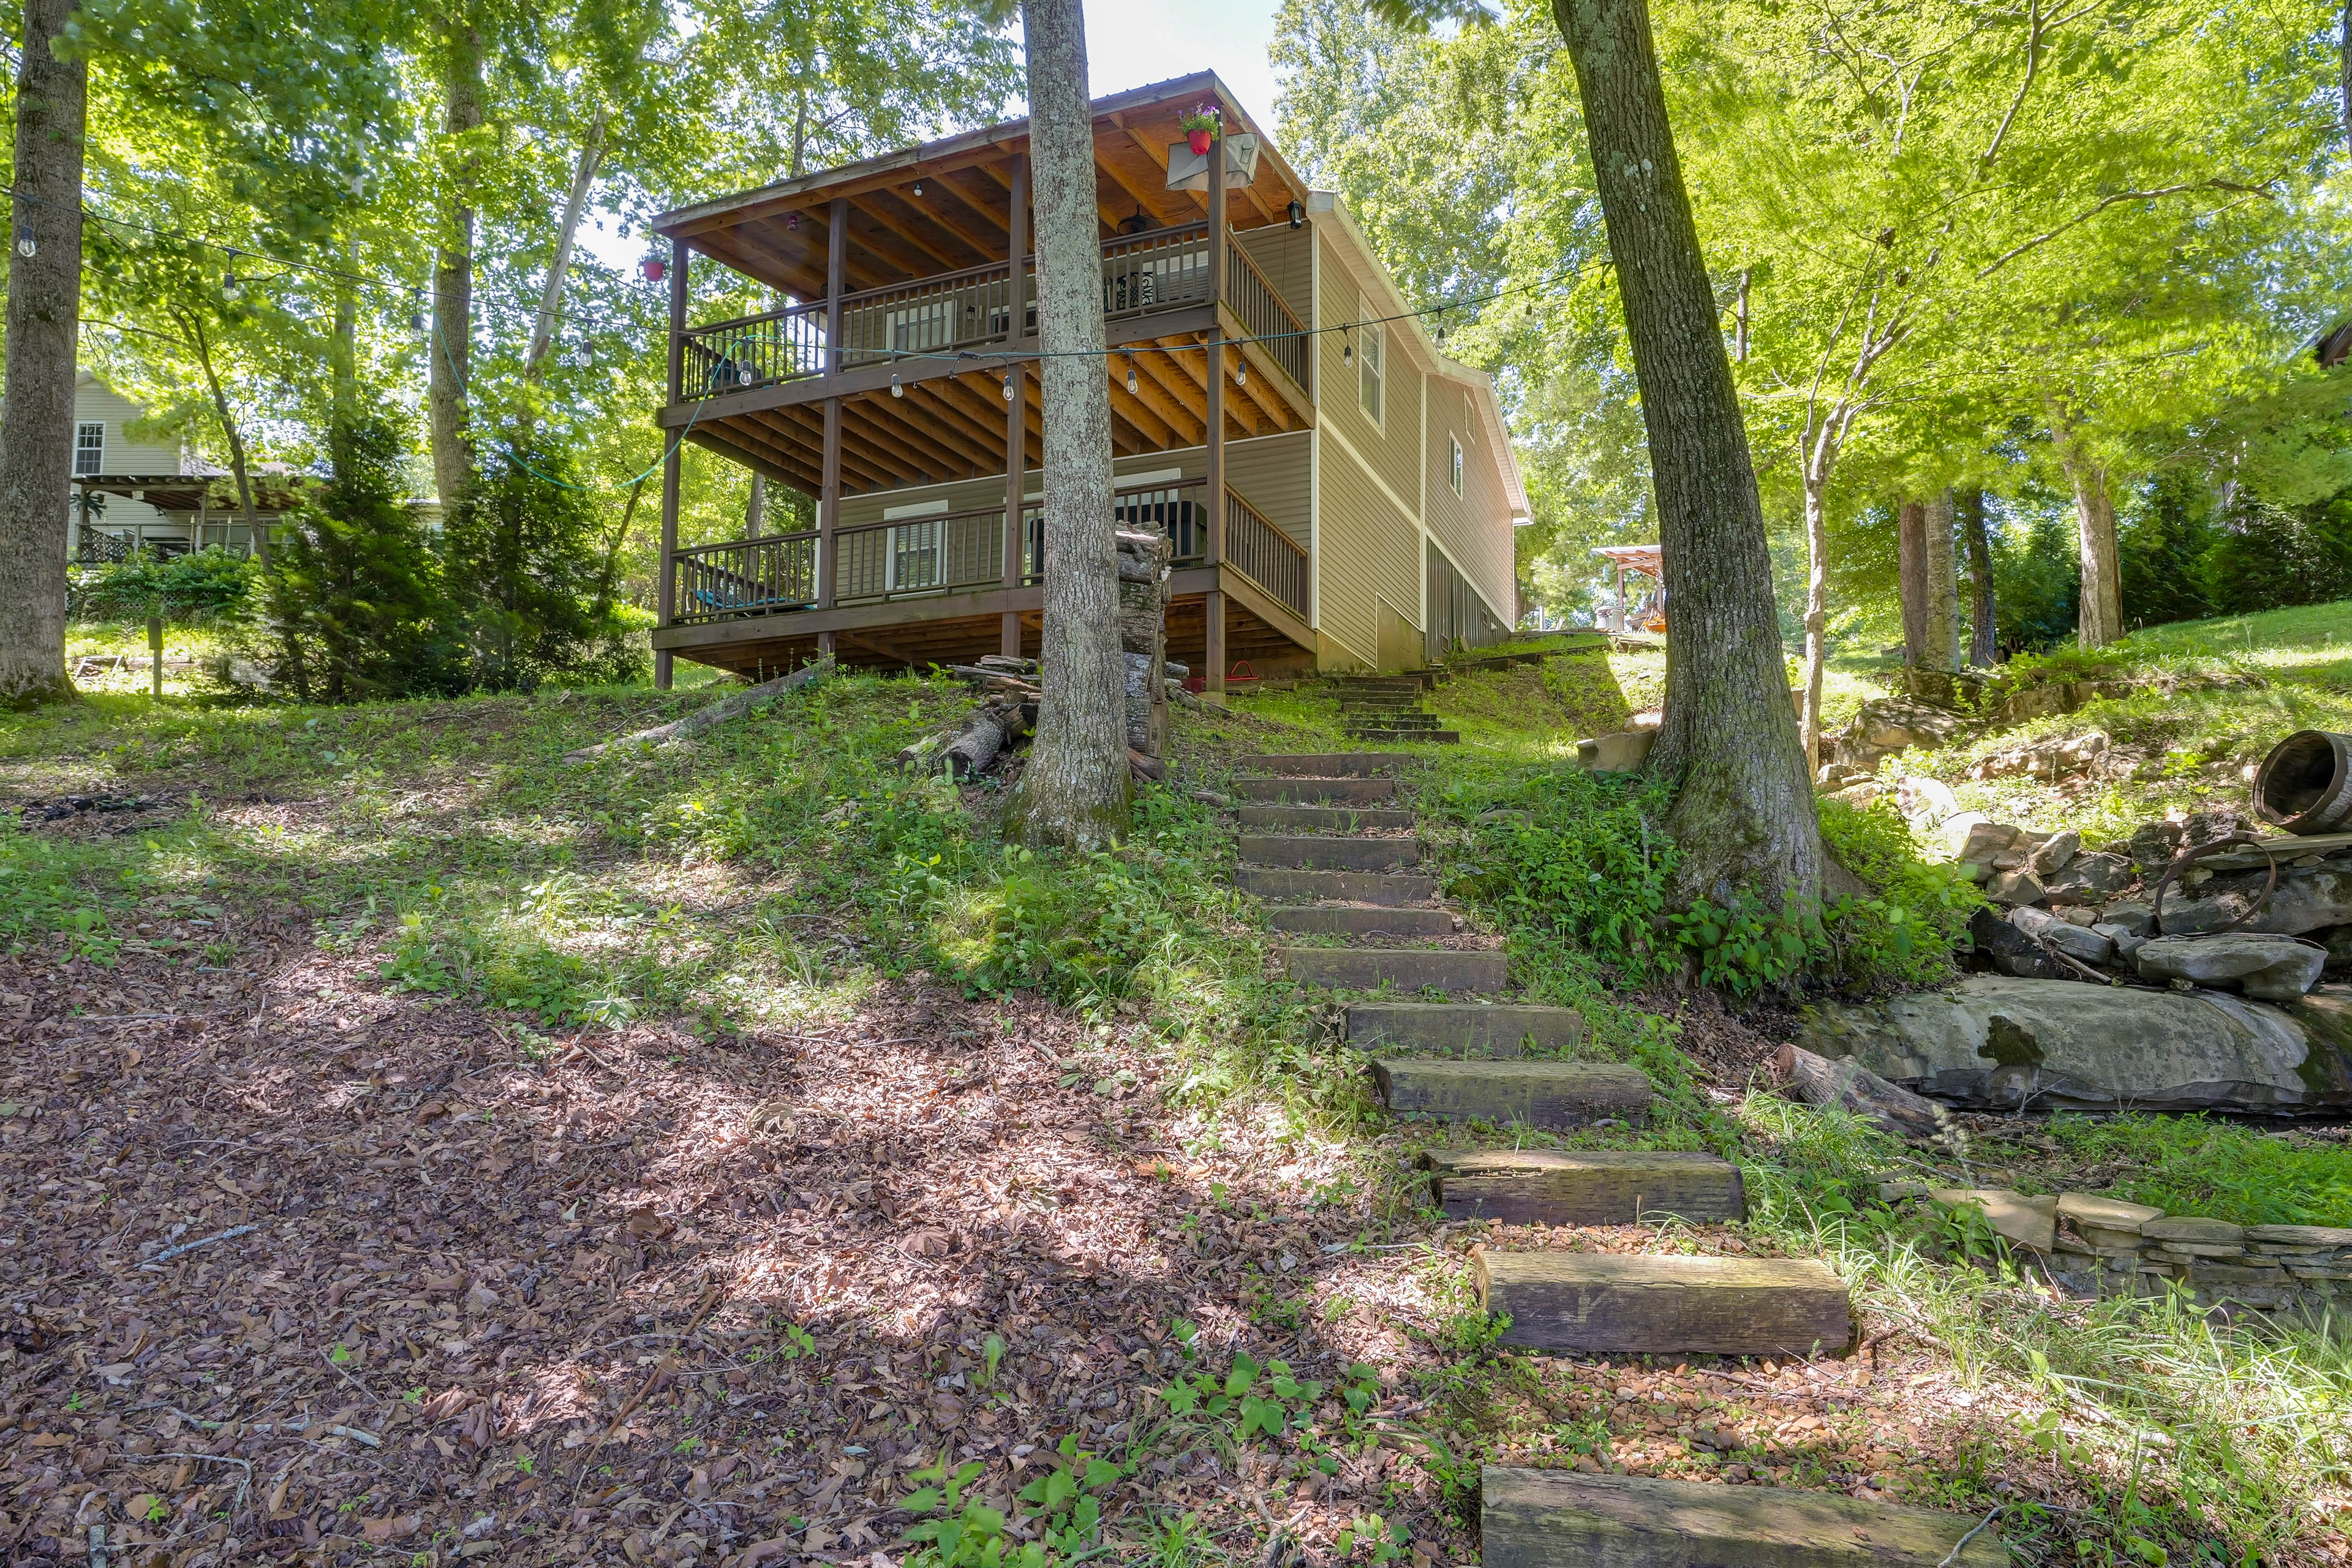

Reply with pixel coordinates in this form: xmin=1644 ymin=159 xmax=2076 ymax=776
xmin=1002 ymin=154 xmax=1028 ymax=660
xmin=1204 ymin=132 xmax=1227 ymax=701
xmin=820 ymin=198 xmax=848 ymax=613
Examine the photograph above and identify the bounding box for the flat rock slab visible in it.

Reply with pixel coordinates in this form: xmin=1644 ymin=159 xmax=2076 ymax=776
xmin=1800 ymin=975 xmax=2352 ymax=1112
xmin=1346 ymin=1002 xmax=1583 ymax=1057
xmin=1234 ymin=753 xmax=1409 ymax=777
xmin=1482 ymin=1467 xmax=2005 ymax=1568
xmin=1283 ymin=948 xmax=1506 ymax=993
xmin=1268 ymin=906 xmax=1457 ymax=937
xmin=1233 ymin=777 xmax=1402 ymax=805
xmin=1422 ymin=1148 xmax=1744 ymax=1225
xmin=1240 ymin=834 xmax=1420 ymax=871
xmin=1235 ymin=868 xmax=1438 ymax=906
xmin=1476 ymin=1252 xmax=1852 ymax=1356
xmin=1374 ymin=1058 xmax=1652 ymax=1126
xmin=1237 ymin=805 xmax=1419 ymax=832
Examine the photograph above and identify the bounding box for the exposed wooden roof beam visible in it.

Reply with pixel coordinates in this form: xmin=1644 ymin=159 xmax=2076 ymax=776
xmin=837 ymin=393 xmax=976 ymax=481
xmin=1116 ymin=348 xmax=1204 ymax=445
xmin=928 ymin=168 xmax=1015 ymax=251
xmin=848 ymin=192 xmax=974 ymax=275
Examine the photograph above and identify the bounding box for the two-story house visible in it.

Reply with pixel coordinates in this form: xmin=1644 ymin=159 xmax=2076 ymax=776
xmin=64 ymin=372 xmax=307 ymax=561
xmin=645 ymin=71 xmax=1525 ymax=695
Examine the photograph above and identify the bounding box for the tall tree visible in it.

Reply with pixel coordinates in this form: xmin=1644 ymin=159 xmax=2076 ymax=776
xmin=1001 ymin=0 xmax=1128 ymax=850
xmin=0 ymin=0 xmax=86 ymax=706
xmin=429 ymin=8 xmax=486 ymax=510
xmin=1542 ymin=0 xmax=1818 ymax=907
xmin=1958 ymin=489 xmax=1996 ymax=666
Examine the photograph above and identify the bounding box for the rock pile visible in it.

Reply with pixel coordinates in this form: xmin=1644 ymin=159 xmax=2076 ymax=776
xmin=1881 ymin=1184 xmax=2352 ymax=1313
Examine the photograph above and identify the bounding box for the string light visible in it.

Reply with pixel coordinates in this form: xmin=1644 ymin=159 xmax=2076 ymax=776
xmin=1004 ymin=374 xmax=1017 ymax=401
xmin=221 ymin=270 xmax=241 ymax=300
xmin=13 ymin=222 xmax=33 ymax=258
xmin=1125 ymin=359 xmax=1138 ymax=394
xmin=891 ymin=371 xmax=903 ymax=398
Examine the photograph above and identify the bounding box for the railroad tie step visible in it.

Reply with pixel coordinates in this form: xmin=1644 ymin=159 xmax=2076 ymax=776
xmin=1477 ymin=1252 xmax=1853 ymax=1356
xmin=1233 ymin=777 xmax=1401 ymax=805
xmin=1480 ymin=1467 xmax=2005 ymax=1568
xmin=1283 ymin=947 xmax=1506 ymax=993
xmin=1373 ymin=1057 xmax=1653 ymax=1126
xmin=1237 ymin=804 xmax=1419 ymax=832
xmin=1420 ymin=1148 xmax=1745 ymax=1226
xmin=1235 ymin=867 xmax=1439 ymax=905
xmin=1234 ymin=753 xmax=1409 ymax=777
xmin=1240 ymin=834 xmax=1420 ymax=872
xmin=1349 ymin=728 xmax=1461 ymax=744
xmin=1346 ymin=1002 xmax=1583 ymax=1057
xmin=1268 ymin=906 xmax=1457 ymax=937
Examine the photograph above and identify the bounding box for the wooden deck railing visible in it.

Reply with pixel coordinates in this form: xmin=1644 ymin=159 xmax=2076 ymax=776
xmin=1224 ymin=488 xmax=1308 ymax=619
xmin=677 ymin=223 xmax=1218 ymax=400
xmin=1225 ymin=244 xmax=1308 ymax=392
xmin=669 ymin=476 xmax=1322 ymax=630
xmin=671 ymin=531 xmax=820 ymax=624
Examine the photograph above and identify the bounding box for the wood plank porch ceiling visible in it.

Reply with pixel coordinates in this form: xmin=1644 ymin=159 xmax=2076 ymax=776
xmin=652 ymin=73 xmax=1310 ymax=304
xmin=686 ymin=331 xmax=1308 ymax=496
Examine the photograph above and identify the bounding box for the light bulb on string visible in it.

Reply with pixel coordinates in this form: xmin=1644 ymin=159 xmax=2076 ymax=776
xmin=409 ymin=311 xmax=428 ymax=341
xmin=1004 ymin=374 xmax=1017 ymax=402
xmin=1235 ymin=356 xmax=1246 ymax=388
xmin=1125 ymin=360 xmax=1138 ymax=395
xmin=14 ymin=222 xmax=34 ymax=258
xmin=221 ymin=270 xmax=242 ymax=300
xmin=891 ymin=371 xmax=904 ymax=398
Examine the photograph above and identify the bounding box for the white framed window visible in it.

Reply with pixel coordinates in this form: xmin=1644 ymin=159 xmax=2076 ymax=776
xmin=1448 ymin=434 xmax=1464 ymax=497
xmin=1358 ymin=312 xmax=1383 ymax=425
xmin=74 ymin=421 xmax=105 ymax=477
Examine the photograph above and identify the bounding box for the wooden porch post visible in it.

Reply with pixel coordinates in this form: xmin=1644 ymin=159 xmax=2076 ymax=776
xmin=1001 ymin=154 xmax=1028 ymax=660
xmin=818 ymin=197 xmax=848 ymax=651
xmin=657 ymin=235 xmax=687 ymax=690
xmin=1203 ymin=115 xmax=1227 ymax=700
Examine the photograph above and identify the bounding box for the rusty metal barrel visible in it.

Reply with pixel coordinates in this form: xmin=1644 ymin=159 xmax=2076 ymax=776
xmin=2253 ymin=729 xmax=2352 ymax=834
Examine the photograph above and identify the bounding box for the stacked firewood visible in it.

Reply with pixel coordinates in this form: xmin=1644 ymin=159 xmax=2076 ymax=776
xmin=896 ymin=528 xmax=1180 ymax=783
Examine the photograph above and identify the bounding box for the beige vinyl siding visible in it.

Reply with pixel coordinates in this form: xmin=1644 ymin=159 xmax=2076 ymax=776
xmin=1317 ymin=233 xmax=1422 ymax=513
xmin=1424 ymin=380 xmax=1515 ymax=629
xmin=74 ymin=379 xmax=180 ymax=473
xmin=1314 ymin=434 xmax=1418 ymax=666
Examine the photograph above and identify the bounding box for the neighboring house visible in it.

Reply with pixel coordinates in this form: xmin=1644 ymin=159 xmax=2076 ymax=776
xmin=64 ymin=371 xmax=309 ymax=562
xmin=644 ymin=70 xmax=1526 ymax=692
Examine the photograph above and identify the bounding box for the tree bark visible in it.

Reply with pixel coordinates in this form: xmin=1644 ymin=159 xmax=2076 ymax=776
xmin=1959 ymin=488 xmax=1997 ymax=666
xmin=1552 ymin=0 xmax=1820 ymax=911
xmin=2052 ymin=418 xmax=2122 ymax=647
xmin=1800 ymin=475 xmax=1829 ymax=774
xmin=330 ymin=237 xmax=359 ymax=429
xmin=177 ymin=309 xmax=267 ymax=574
xmin=1896 ymin=498 xmax=1928 ymax=666
xmin=429 ymin=11 xmax=485 ymax=511
xmin=1922 ymin=490 xmax=1958 ymax=671
xmin=525 ymin=107 xmax=608 ymax=381
xmin=1001 ymin=0 xmax=1129 ymax=850
xmin=0 ymin=0 xmax=85 ymax=707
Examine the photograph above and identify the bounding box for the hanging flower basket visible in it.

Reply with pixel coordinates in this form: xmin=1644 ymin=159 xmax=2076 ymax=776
xmin=1179 ymin=106 xmax=1219 ymax=157
xmin=640 ymin=256 xmax=666 ymax=284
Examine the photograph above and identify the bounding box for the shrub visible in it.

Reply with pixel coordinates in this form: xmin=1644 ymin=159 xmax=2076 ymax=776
xmin=444 ymin=436 xmax=644 ymax=690
xmin=71 ymin=546 xmax=259 ymax=626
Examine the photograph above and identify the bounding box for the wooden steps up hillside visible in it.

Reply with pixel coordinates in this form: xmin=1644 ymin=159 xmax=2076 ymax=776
xmin=1477 ymin=1251 xmax=1853 ymax=1357
xmin=1422 ymin=1148 xmax=1746 ymax=1225
xmin=1482 ymin=1468 xmax=2006 ymax=1568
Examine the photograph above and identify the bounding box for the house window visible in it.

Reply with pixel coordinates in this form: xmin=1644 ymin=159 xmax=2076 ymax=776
xmin=1359 ymin=315 xmax=1383 ymax=424
xmin=74 ymin=421 xmax=105 ymax=477
xmin=1449 ymin=435 xmax=1464 ymax=497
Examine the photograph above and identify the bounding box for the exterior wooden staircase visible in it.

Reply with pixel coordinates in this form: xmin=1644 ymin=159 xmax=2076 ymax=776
xmin=1329 ymin=675 xmax=1460 ymax=745
xmin=1224 ymin=750 xmax=2008 ymax=1568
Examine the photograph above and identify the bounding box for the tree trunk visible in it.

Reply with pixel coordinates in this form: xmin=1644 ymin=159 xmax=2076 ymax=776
xmin=525 ymin=107 xmax=608 ymax=380
xmin=429 ymin=13 xmax=485 ymax=511
xmin=0 ymin=0 xmax=85 ymax=707
xmin=1959 ymin=488 xmax=1997 ymax=666
xmin=179 ymin=309 xmax=269 ymax=574
xmin=1800 ymin=473 xmax=1829 ymax=774
xmin=2052 ymin=421 xmax=2122 ymax=647
xmin=1001 ymin=0 xmax=1128 ymax=850
xmin=1551 ymin=0 xmax=1820 ymax=911
xmin=746 ymin=473 xmax=766 ymax=540
xmin=331 ymin=237 xmax=358 ymax=428
xmin=1896 ymin=498 xmax=1928 ymax=666
xmin=1922 ymin=490 xmax=1958 ymax=672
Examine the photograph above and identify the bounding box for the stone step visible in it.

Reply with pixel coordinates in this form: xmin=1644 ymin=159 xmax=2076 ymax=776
xmin=1234 ymin=753 xmax=1408 ymax=777
xmin=1235 ymin=867 xmax=1439 ymax=905
xmin=1373 ymin=1058 xmax=1652 ymax=1126
xmin=1477 ymin=1252 xmax=1853 ymax=1356
xmin=1284 ymin=948 xmax=1506 ymax=993
xmin=1236 ymin=804 xmax=1419 ymax=832
xmin=1348 ymin=728 xmax=1461 ymax=744
xmin=1482 ymin=1467 xmax=2005 ymax=1568
xmin=1268 ymin=905 xmax=1457 ymax=937
xmin=1346 ymin=1002 xmax=1583 ymax=1057
xmin=1240 ymin=834 xmax=1420 ymax=871
xmin=1422 ymin=1148 xmax=1746 ymax=1225
xmin=1233 ymin=777 xmax=1402 ymax=805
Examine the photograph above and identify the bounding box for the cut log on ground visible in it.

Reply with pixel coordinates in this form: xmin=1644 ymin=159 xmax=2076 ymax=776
xmin=1771 ymin=1042 xmax=1944 ymax=1138
xmin=899 ymin=698 xmax=1033 ymax=779
xmin=565 ymin=658 xmax=832 ymax=762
